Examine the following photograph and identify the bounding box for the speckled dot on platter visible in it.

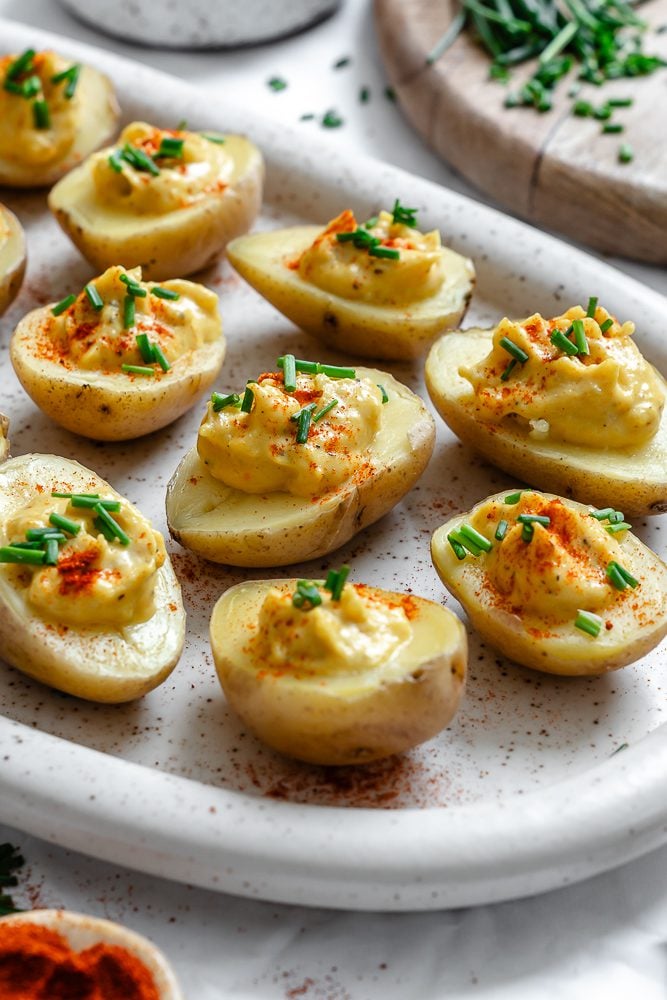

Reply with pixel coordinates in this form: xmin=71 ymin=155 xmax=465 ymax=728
xmin=0 ymin=22 xmax=665 ymax=911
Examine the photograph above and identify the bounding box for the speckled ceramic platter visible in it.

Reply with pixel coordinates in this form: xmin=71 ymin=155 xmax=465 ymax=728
xmin=0 ymin=20 xmax=666 ymax=912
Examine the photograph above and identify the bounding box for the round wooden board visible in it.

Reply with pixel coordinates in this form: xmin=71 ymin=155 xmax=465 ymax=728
xmin=374 ymin=0 xmax=667 ymax=264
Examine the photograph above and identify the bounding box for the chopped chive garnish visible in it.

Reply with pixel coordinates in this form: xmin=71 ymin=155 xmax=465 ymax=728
xmin=572 ymin=318 xmax=589 ymax=355
xmin=201 ymin=133 xmax=226 ymax=144
xmin=391 ymin=198 xmax=418 ymax=227
xmin=330 ymin=565 xmax=350 ymax=600
xmin=292 ymin=579 xmax=323 ymax=609
xmin=268 ymin=76 xmax=287 ymax=91
xmin=0 ymin=545 xmax=46 ymax=564
xmin=313 ymin=399 xmax=338 ymax=422
xmin=32 ymin=99 xmax=50 ymax=129
xmin=550 ymin=329 xmax=579 ymax=355
xmin=607 ymin=561 xmax=638 ymax=590
xmin=277 ymin=357 xmax=356 ymax=380
xmin=93 ymin=515 xmax=116 ymax=543
xmin=211 ymin=392 xmax=241 ymax=411
xmin=108 ymin=149 xmax=124 ymax=173
xmin=618 ymin=143 xmax=634 ymax=164
xmin=123 ymin=295 xmax=135 ymax=329
xmin=11 ymin=540 xmax=47 ymax=550
xmin=290 ymin=402 xmax=317 ymax=423
xmin=240 ymin=385 xmax=254 ymax=413
xmin=384 ymin=86 xmax=396 ymax=102
xmin=495 ymin=519 xmax=508 ymax=541
xmin=277 ymin=356 xmax=318 ymax=374
xmin=282 ymin=354 xmax=297 ymax=392
xmin=300 ymin=112 xmax=315 ymax=120
xmin=70 ymin=496 xmax=121 ymax=511
xmin=322 ymin=109 xmax=344 ymax=128
xmin=575 ymin=610 xmax=602 ymax=637
xmin=501 ymin=359 xmax=517 ymax=381
xmin=359 ymin=86 xmax=371 ymax=103
xmin=364 ymin=216 xmax=379 ymax=229
xmin=521 ymin=522 xmax=534 ymax=543
xmin=51 ymin=294 xmax=76 ymax=317
xmin=120 ymin=274 xmax=147 ymax=297
xmin=606 ymin=563 xmax=628 ymax=590
xmin=151 ymin=286 xmax=180 ymax=300
xmin=505 ymin=491 xmax=523 ymax=504
xmin=153 ymin=344 xmax=170 ymax=372
xmin=499 ymin=336 xmax=529 ymax=363
xmin=448 ymin=534 xmax=467 ymax=560
xmin=605 ymin=521 xmax=632 ymax=534
xmin=448 ymin=528 xmax=482 ymax=557
xmin=51 ymin=63 xmax=81 ymax=99
xmin=608 ymin=98 xmax=633 ymax=108
xmin=121 ymin=364 xmax=155 ymax=376
xmin=20 ymin=75 xmax=41 ymax=98
xmin=377 ymin=384 xmax=388 ymax=403
xmin=3 ymin=80 xmax=23 ymax=95
xmin=369 ymin=245 xmax=400 ymax=260
xmin=157 ymin=136 xmax=184 ymax=158
xmin=517 ymin=513 xmax=550 ymax=526
xmin=49 ymin=512 xmax=80 ymax=536
xmin=334 ymin=56 xmax=351 ymax=69
xmin=26 ymin=526 xmax=67 ymax=540
xmin=136 ymin=333 xmax=155 ymax=364
xmin=121 ymin=143 xmax=160 ymax=176
xmin=318 ymin=363 xmax=356 ymax=379
xmin=590 ymin=507 xmax=616 ymax=520
xmin=459 ymin=523 xmax=493 ymax=553
xmin=600 ymin=318 xmax=614 ymax=333
xmin=52 ymin=492 xmax=99 ymax=499
xmin=93 ymin=503 xmax=130 ymax=545
xmin=6 ymin=49 xmax=35 ymax=81
xmin=296 ymin=407 xmax=314 ymax=444
xmin=608 ymin=510 xmax=625 ymax=524
xmin=84 ymin=283 xmax=104 ymax=311
xmin=586 ymin=296 xmax=598 ymax=317
xmin=44 ymin=538 xmax=59 ymax=566
xmin=603 ymin=123 xmax=624 ymax=133
xmin=573 ymin=100 xmax=594 ymax=117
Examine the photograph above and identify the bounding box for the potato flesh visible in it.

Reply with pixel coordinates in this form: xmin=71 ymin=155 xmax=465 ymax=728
xmin=425 ymin=328 xmax=667 ymax=516
xmin=431 ymin=491 xmax=667 ymax=676
xmin=0 ymin=204 xmax=26 ymax=316
xmin=210 ymin=580 xmax=467 ymax=765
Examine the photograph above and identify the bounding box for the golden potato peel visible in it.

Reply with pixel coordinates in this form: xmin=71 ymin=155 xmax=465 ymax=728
xmin=165 ymin=368 xmax=435 ymax=566
xmin=431 ymin=491 xmax=667 ymax=677
xmin=227 ymin=226 xmax=475 ymax=361
xmin=210 ymin=579 xmax=467 ymax=765
xmin=0 ymin=454 xmax=185 ymax=702
xmin=0 ymin=204 xmax=26 ymax=316
xmin=425 ymin=328 xmax=667 ymax=516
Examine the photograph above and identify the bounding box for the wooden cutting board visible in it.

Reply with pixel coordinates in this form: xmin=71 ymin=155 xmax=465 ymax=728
xmin=374 ymin=0 xmax=667 ymax=264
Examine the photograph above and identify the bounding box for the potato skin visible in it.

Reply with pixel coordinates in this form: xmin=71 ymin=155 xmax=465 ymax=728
xmin=0 ymin=204 xmax=26 ymax=316
xmin=425 ymin=328 xmax=667 ymax=516
xmin=210 ymin=580 xmax=467 ymax=765
xmin=431 ymin=491 xmax=667 ymax=677
xmin=227 ymin=227 xmax=475 ymax=361
xmin=165 ymin=368 xmax=435 ymax=566
xmin=10 ymin=306 xmax=225 ymax=441
xmin=48 ymin=135 xmax=264 ymax=280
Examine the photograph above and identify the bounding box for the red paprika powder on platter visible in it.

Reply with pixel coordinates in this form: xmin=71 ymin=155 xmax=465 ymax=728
xmin=0 ymin=921 xmax=160 ymax=1000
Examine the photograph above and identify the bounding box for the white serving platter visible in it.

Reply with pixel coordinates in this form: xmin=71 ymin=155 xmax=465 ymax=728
xmin=0 ymin=19 xmax=666 ymax=912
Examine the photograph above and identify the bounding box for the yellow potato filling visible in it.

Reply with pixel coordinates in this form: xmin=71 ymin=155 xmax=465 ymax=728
xmin=252 ymin=581 xmax=413 ymax=677
xmin=2 ymin=491 xmax=165 ymax=628
xmin=294 ymin=208 xmax=447 ymax=307
xmin=197 ymin=368 xmax=383 ymax=497
xmin=37 ymin=265 xmax=220 ymax=373
xmin=461 ymin=305 xmax=665 ymax=449
xmin=0 ymin=50 xmax=78 ymax=167
xmin=91 ymin=121 xmax=232 ymax=215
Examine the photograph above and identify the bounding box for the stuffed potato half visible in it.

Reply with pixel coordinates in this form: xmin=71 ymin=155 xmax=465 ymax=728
xmin=166 ymin=367 xmax=435 ymax=567
xmin=431 ymin=490 xmax=667 ymax=676
xmin=210 ymin=578 xmax=467 ymax=765
xmin=0 ymin=203 xmax=26 ymax=316
xmin=0 ymin=454 xmax=185 ymax=702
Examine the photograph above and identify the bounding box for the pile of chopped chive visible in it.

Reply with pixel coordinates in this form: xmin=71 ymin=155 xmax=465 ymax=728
xmin=3 ymin=48 xmax=81 ymax=131
xmin=292 ymin=565 xmax=350 ymax=610
xmin=334 ymin=200 xmax=420 ymax=261
xmin=427 ymin=0 xmax=665 ymax=161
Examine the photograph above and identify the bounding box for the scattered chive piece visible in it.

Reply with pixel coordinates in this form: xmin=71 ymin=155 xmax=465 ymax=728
xmin=136 ymin=333 xmax=155 ymax=364
xmin=600 ymin=318 xmax=614 ymax=333
xmin=586 ymin=296 xmax=598 ymax=317
xmin=278 ymin=356 xmax=318 ymax=375
xmin=240 ymin=385 xmax=254 ymax=413
xmin=11 ymin=540 xmax=48 ymax=550
xmin=448 ymin=528 xmax=482 ymax=557
xmin=322 ymin=109 xmax=344 ymax=128
xmin=313 ymin=399 xmax=338 ymax=422
xmin=93 ymin=503 xmax=130 ymax=545
xmin=364 ymin=216 xmax=379 ymax=229
xmin=292 ymin=579 xmax=322 ymax=610
xmin=608 ymin=510 xmax=625 ymax=524
xmin=20 ymin=75 xmax=41 ymax=98
xmin=201 ymin=133 xmax=226 ymax=144
xmin=290 ymin=402 xmax=318 ymax=424
xmin=499 ymin=336 xmax=529 ymax=363
xmin=121 ymin=363 xmax=155 ymax=376
xmin=605 ymin=521 xmax=632 ymax=534
xmin=44 ymin=538 xmax=59 ymax=566
xmin=505 ymin=491 xmax=523 ymax=504
xmin=517 ymin=513 xmax=550 ymax=526
xmin=369 ymin=245 xmax=400 ymax=259
xmin=448 ymin=534 xmax=467 ymax=560
xmin=608 ymin=98 xmax=633 ymax=108
xmin=121 ymin=143 xmax=160 ymax=176
xmin=550 ymin=329 xmax=579 ymax=355
xmin=51 ymin=294 xmax=76 ymax=317
xmin=108 ymin=149 xmax=124 ymax=173
xmin=618 ymin=143 xmax=634 ymax=164
xmin=359 ymin=86 xmax=370 ymax=103
xmin=32 ymin=99 xmax=50 ymax=129
xmin=392 ymin=198 xmax=418 ymax=227
xmin=572 ymin=318 xmax=589 ymax=355
xmin=84 ymin=283 xmax=104 ymax=311
xmin=153 ymin=343 xmax=170 ymax=372
xmin=501 ymin=359 xmax=517 ymax=381
xmin=277 ymin=357 xmax=355 ymax=380
xmin=49 ymin=512 xmax=80 ymax=536
xmin=26 ymin=526 xmax=68 ymax=540
xmin=521 ymin=522 xmax=534 ymax=543
xmin=282 ymin=354 xmax=297 ymax=392
xmin=610 ymin=742 xmax=629 ymax=756
xmin=573 ymin=100 xmax=594 ymax=117
xmin=334 ymin=56 xmax=351 ymax=69
xmin=151 ymin=285 xmax=180 ymax=300
xmin=70 ymin=496 xmax=121 ymax=511
xmin=384 ymin=86 xmax=396 ymax=101
xmin=157 ymin=136 xmax=184 ymax=158
xmin=318 ymin=363 xmax=355 ymax=379
xmin=575 ymin=610 xmax=602 ymax=637
xmin=52 ymin=492 xmax=99 ymax=499
xmin=614 ymin=563 xmax=639 ymax=587
xmin=590 ymin=507 xmax=616 ymax=520
xmin=299 ymin=113 xmax=315 ymax=121
xmin=377 ymin=384 xmax=388 ymax=403
xmin=330 ymin=565 xmax=350 ymax=600
xmin=296 ymin=407 xmax=314 ymax=444
xmin=495 ymin=519 xmax=508 ymax=541
xmin=268 ymin=76 xmax=287 ymax=91
xmin=123 ymin=295 xmax=135 ymax=329
xmin=120 ymin=274 xmax=147 ymax=297
xmin=93 ymin=515 xmax=116 ymax=543
xmin=603 ymin=122 xmax=624 ymax=133
xmin=211 ymin=392 xmax=241 ymax=411
xmin=459 ymin=523 xmax=493 ymax=553
xmin=51 ymin=63 xmax=81 ymax=99
xmin=3 ymin=80 xmax=24 ymax=95
xmin=6 ymin=49 xmax=35 ymax=80
xmin=0 ymin=545 xmax=46 ymax=564
xmin=606 ymin=561 xmax=636 ymax=590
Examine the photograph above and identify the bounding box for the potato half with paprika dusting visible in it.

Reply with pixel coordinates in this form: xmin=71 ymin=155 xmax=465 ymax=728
xmin=210 ymin=573 xmax=467 ymax=765
xmin=227 ymin=204 xmax=474 ymax=361
xmin=49 ymin=122 xmax=263 ymax=280
xmin=166 ymin=357 xmax=435 ymax=566
xmin=425 ymin=303 xmax=667 ymax=516
xmin=0 ymin=454 xmax=185 ymax=701
xmin=431 ymin=489 xmax=667 ymax=676
xmin=0 ymin=203 xmax=26 ymax=316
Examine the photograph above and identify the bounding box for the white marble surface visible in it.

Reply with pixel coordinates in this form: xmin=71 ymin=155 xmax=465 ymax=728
xmin=0 ymin=1 xmax=666 ymax=997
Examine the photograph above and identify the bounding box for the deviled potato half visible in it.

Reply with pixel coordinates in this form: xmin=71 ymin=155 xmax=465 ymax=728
xmin=0 ymin=454 xmax=185 ymax=701
xmin=10 ymin=265 xmax=225 ymax=441
xmin=425 ymin=303 xmax=667 ymax=516
xmin=166 ymin=356 xmax=435 ymax=566
xmin=0 ymin=204 xmax=27 ymax=315
xmin=0 ymin=48 xmax=118 ymax=188
xmin=210 ymin=571 xmax=467 ymax=765
xmin=49 ymin=122 xmax=264 ymax=280
xmin=227 ymin=203 xmax=475 ymax=361
xmin=431 ymin=489 xmax=667 ymax=676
